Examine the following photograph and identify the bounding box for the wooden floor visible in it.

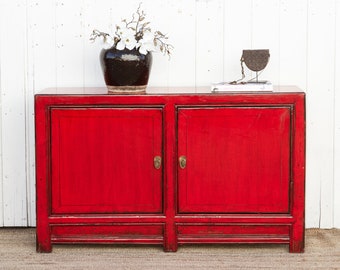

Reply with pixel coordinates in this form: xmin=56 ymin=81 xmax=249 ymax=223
xmin=0 ymin=228 xmax=339 ymax=269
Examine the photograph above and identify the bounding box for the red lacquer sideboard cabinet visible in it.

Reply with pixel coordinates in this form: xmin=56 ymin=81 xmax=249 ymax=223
xmin=35 ymin=86 xmax=305 ymax=253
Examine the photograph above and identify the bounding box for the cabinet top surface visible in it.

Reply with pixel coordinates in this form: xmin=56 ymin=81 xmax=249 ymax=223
xmin=36 ymin=86 xmax=305 ymax=96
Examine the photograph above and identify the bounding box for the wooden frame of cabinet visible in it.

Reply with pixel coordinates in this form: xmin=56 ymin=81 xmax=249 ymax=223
xmin=35 ymin=87 xmax=305 ymax=253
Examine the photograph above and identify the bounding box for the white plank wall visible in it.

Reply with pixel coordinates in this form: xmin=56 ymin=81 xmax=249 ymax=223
xmin=0 ymin=0 xmax=28 ymax=226
xmin=0 ymin=0 xmax=339 ymax=228
xmin=335 ymin=0 xmax=340 ymax=229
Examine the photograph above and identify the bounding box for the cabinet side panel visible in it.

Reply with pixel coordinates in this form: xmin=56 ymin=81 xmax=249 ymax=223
xmin=177 ymin=106 xmax=291 ymax=213
xmin=51 ymin=107 xmax=163 ymax=214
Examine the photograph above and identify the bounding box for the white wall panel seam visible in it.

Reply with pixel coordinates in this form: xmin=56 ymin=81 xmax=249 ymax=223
xmin=25 ymin=0 xmax=36 ymax=227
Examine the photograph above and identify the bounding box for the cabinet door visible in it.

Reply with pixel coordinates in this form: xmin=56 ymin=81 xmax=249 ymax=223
xmin=177 ymin=106 xmax=291 ymax=213
xmin=51 ymin=107 xmax=163 ymax=214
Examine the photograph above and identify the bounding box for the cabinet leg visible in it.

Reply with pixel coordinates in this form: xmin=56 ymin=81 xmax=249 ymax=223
xmin=289 ymin=240 xmax=304 ymax=253
xmin=163 ymin=241 xmax=178 ymax=252
xmin=36 ymin=239 xmax=52 ymax=253
xmin=36 ymin=227 xmax=52 ymax=253
xmin=289 ymin=223 xmax=305 ymax=253
xmin=164 ymin=223 xmax=178 ymax=252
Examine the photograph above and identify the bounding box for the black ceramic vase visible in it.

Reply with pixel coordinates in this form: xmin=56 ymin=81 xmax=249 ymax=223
xmin=100 ymin=47 xmax=152 ymax=94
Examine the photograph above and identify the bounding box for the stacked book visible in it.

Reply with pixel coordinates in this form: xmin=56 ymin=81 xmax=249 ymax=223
xmin=211 ymin=81 xmax=273 ymax=92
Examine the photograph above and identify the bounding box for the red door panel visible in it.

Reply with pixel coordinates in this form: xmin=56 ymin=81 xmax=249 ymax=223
xmin=177 ymin=106 xmax=291 ymax=213
xmin=51 ymin=107 xmax=163 ymax=214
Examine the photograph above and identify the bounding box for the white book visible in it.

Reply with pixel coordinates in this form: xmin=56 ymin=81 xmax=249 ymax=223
xmin=211 ymin=81 xmax=273 ymax=92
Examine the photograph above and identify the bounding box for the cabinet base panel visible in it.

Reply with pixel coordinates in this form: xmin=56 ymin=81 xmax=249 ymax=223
xmin=36 ymin=223 xmax=304 ymax=253
xmin=38 ymin=238 xmax=303 ymax=253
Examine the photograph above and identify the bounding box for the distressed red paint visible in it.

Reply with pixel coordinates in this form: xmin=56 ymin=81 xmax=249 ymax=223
xmin=35 ymin=87 xmax=305 ymax=253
